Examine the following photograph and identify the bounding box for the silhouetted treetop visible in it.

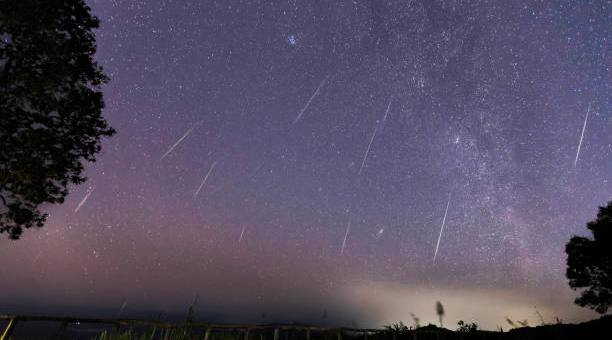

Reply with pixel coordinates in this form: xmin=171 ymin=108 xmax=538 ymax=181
xmin=0 ymin=0 xmax=115 ymax=239
xmin=566 ymin=200 xmax=612 ymax=314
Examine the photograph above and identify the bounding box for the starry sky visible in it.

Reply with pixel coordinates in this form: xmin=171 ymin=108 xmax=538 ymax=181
xmin=1 ymin=0 xmax=611 ymax=331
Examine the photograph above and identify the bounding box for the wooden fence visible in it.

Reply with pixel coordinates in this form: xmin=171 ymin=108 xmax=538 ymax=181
xmin=5 ymin=314 xmax=594 ymax=340
xmin=0 ymin=315 xmax=382 ymax=340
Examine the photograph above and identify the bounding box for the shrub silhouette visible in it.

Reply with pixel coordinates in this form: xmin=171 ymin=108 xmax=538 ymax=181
xmin=456 ymin=320 xmax=478 ymax=333
xmin=383 ymin=321 xmax=410 ymax=333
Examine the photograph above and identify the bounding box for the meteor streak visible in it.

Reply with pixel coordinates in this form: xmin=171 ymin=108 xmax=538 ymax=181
xmin=433 ymin=192 xmax=452 ymax=262
xmin=33 ymin=251 xmax=42 ymax=263
xmin=194 ymin=162 xmax=217 ymax=198
xmin=118 ymin=300 xmax=128 ymax=315
xmin=159 ymin=127 xmax=194 ymax=161
xmin=574 ymin=103 xmax=591 ymax=167
xmin=382 ymin=99 xmax=392 ymax=122
xmin=340 ymin=217 xmax=352 ymax=255
xmin=359 ymin=126 xmax=377 ymax=175
xmin=74 ymin=187 xmax=94 ymax=213
xmin=239 ymin=223 xmax=247 ymax=243
xmin=292 ymin=75 xmax=329 ymax=126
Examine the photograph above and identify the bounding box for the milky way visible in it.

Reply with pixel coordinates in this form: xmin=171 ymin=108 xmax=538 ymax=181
xmin=1 ymin=0 xmax=610 ymax=330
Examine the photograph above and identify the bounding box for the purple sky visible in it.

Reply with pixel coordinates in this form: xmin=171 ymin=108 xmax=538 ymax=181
xmin=1 ymin=0 xmax=610 ymax=330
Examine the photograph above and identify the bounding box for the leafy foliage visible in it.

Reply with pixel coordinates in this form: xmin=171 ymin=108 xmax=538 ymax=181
xmin=566 ymin=201 xmax=612 ymax=314
xmin=0 ymin=0 xmax=114 ymax=239
xmin=456 ymin=320 xmax=478 ymax=333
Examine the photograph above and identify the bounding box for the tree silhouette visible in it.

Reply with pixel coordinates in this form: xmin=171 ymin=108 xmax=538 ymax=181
xmin=0 ymin=0 xmax=115 ymax=239
xmin=566 ymin=200 xmax=612 ymax=314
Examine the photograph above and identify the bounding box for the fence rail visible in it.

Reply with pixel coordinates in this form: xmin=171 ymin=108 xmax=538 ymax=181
xmin=0 ymin=314 xmax=383 ymax=340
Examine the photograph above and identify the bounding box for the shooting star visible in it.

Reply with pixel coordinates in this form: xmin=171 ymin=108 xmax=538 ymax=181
xmin=74 ymin=187 xmax=94 ymax=213
xmin=359 ymin=126 xmax=377 ymax=175
xmin=292 ymin=75 xmax=329 ymax=126
xmin=159 ymin=126 xmax=194 ymax=161
xmin=433 ymin=192 xmax=452 ymax=262
xmin=33 ymin=250 xmax=42 ymax=264
xmin=238 ymin=223 xmax=247 ymax=243
xmin=118 ymin=300 xmax=128 ymax=315
xmin=382 ymin=99 xmax=393 ymax=122
xmin=194 ymin=161 xmax=217 ymax=198
xmin=340 ymin=217 xmax=352 ymax=255
xmin=574 ymin=103 xmax=591 ymax=167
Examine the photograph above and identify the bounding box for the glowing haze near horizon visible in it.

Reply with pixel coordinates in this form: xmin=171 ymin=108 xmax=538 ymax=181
xmin=1 ymin=0 xmax=610 ymax=330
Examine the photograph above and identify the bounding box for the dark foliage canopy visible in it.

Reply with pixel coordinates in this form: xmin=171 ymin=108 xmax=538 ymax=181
xmin=566 ymin=201 xmax=612 ymax=314
xmin=0 ymin=0 xmax=115 ymax=239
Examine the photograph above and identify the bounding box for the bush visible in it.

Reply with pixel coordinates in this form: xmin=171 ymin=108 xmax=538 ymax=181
xmin=382 ymin=321 xmax=410 ymax=334
xmin=456 ymin=320 xmax=478 ymax=333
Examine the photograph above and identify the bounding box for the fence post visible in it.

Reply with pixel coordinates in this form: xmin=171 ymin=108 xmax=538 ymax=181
xmin=274 ymin=328 xmax=279 ymax=340
xmin=307 ymin=329 xmax=310 ymax=340
xmin=51 ymin=321 xmax=68 ymax=340
xmin=392 ymin=331 xmax=396 ymax=340
xmin=204 ymin=324 xmax=212 ymax=340
xmin=244 ymin=327 xmax=250 ymax=340
xmin=0 ymin=318 xmax=18 ymax=340
xmin=363 ymin=331 xmax=367 ymax=340
xmin=337 ymin=329 xmax=342 ymax=340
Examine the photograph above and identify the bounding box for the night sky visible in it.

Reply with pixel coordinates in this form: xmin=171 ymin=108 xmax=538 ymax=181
xmin=1 ymin=0 xmax=611 ymax=331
